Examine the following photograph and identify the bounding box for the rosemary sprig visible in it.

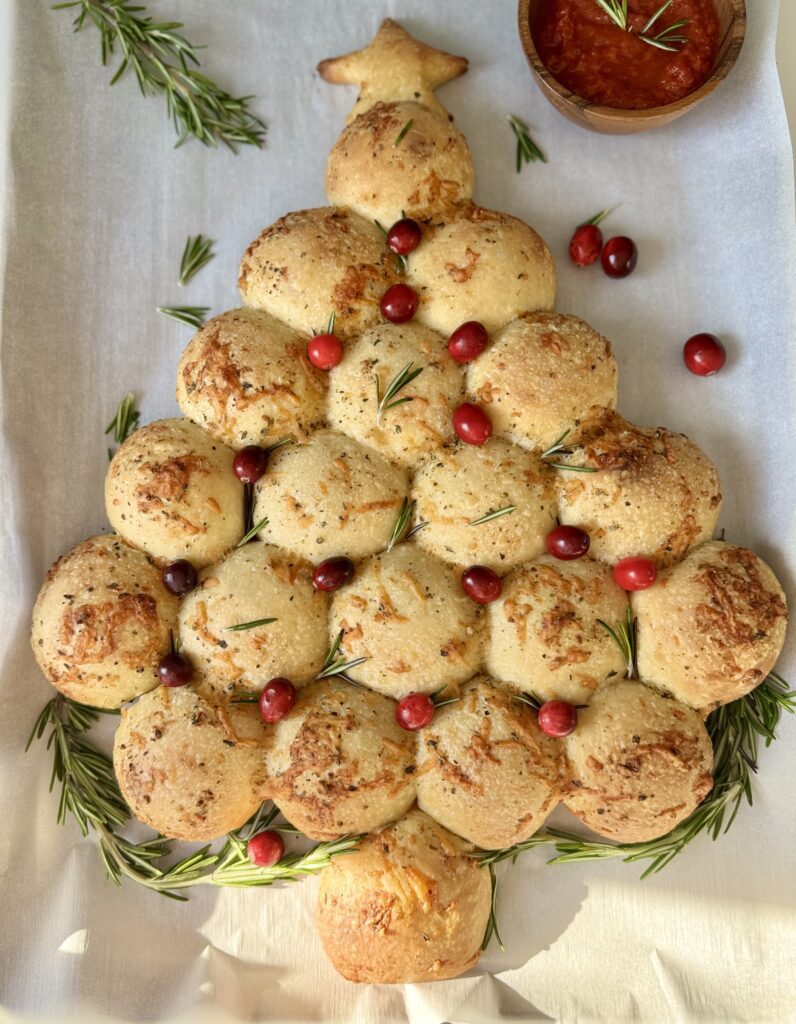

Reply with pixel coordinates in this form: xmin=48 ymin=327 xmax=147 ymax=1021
xmin=317 ymin=630 xmax=368 ymax=681
xmin=375 ymin=220 xmax=408 ymax=274
xmin=481 ymin=863 xmax=504 ymax=951
xmin=639 ymin=0 xmax=689 ymax=50
xmin=237 ymin=515 xmax=268 ymax=547
xmin=375 ymin=362 xmax=424 ymax=426
xmin=179 ymin=234 xmax=215 ymax=286
xmin=585 ymin=205 xmax=619 ymax=227
xmin=393 ymin=119 xmax=413 ymax=147
xmin=541 ymin=429 xmax=597 ymax=474
xmin=387 ymin=498 xmax=428 ymax=551
xmin=157 ymin=305 xmax=209 ymax=329
xmin=53 ymin=0 xmax=266 ymax=149
xmin=593 ymin=0 xmax=628 ymax=28
xmin=597 ymin=607 xmax=638 ymax=679
xmin=508 ymin=115 xmax=547 ymax=173
xmin=468 ymin=505 xmax=516 ymax=527
xmin=105 ymin=393 xmax=140 ymax=458
xmin=226 ymin=617 xmax=277 ymax=632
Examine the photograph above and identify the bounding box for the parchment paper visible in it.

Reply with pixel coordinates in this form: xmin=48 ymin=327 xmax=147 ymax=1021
xmin=1 ymin=2 xmax=795 ymax=1022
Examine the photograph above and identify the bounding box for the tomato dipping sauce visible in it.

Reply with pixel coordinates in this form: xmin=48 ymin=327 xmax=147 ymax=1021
xmin=533 ymin=0 xmax=720 ymax=110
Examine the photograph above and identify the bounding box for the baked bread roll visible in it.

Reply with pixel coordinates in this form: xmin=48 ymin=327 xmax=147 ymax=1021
xmin=176 ymin=308 xmax=326 ymax=448
xmin=325 ymin=100 xmax=473 ymax=225
xmin=328 ymin=321 xmax=464 ymax=467
xmin=262 ymin=678 xmax=416 ymax=839
xmin=416 ymin=677 xmax=563 ymax=848
xmin=113 ymin=685 xmax=265 ymax=841
xmin=316 ymin=808 xmax=491 ymax=983
xmin=411 ymin=438 xmax=557 ymax=571
xmin=407 ymin=205 xmax=556 ymax=336
xmin=238 ymin=207 xmax=399 ymax=339
xmin=252 ymin=429 xmax=408 ymax=562
xmin=105 ymin=418 xmax=243 ymax=568
xmin=329 ymin=544 xmax=482 ymax=699
xmin=633 ymin=541 xmax=788 ymax=711
xmin=31 ymin=534 xmax=178 ymax=708
xmin=468 ymin=313 xmax=618 ymax=452
xmin=486 ymin=555 xmax=629 ymax=704
xmin=556 ymin=409 xmax=722 ymax=567
xmin=178 ymin=542 xmax=329 ymax=692
xmin=564 ymin=681 xmax=713 ymax=842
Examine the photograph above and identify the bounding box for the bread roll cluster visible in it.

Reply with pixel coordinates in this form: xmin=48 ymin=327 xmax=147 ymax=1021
xmin=30 ymin=18 xmax=788 ymax=986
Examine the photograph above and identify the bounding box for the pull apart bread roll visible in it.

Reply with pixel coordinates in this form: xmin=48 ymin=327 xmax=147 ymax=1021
xmin=633 ymin=541 xmax=788 ymax=711
xmin=105 ymin=418 xmax=243 ymax=568
xmin=177 ymin=308 xmax=326 ymax=449
xmin=564 ymin=681 xmax=714 ymax=843
xmin=238 ymin=207 xmax=400 ymax=340
xmin=407 ymin=204 xmax=556 ymax=337
xmin=486 ymin=555 xmax=629 ymax=705
xmin=113 ymin=685 xmax=266 ymax=841
xmin=411 ymin=437 xmax=557 ymax=572
xmin=31 ymin=535 xmax=178 ymax=708
xmin=178 ymin=543 xmax=329 ymax=693
xmin=416 ymin=677 xmax=564 ymax=849
xmin=252 ymin=429 xmax=408 ymax=562
xmin=262 ymin=679 xmax=416 ymax=840
xmin=329 ymin=544 xmax=482 ymax=699
xmin=555 ymin=408 xmax=722 ymax=568
xmin=328 ymin=321 xmax=464 ymax=468
xmin=468 ymin=313 xmax=618 ymax=452
xmin=316 ymin=808 xmax=491 ymax=984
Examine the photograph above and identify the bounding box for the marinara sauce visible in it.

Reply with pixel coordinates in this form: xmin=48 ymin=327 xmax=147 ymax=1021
xmin=533 ymin=0 xmax=720 ymax=110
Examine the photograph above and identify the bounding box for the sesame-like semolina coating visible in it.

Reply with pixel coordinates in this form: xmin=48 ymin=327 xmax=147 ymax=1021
xmin=633 ymin=541 xmax=788 ymax=711
xmin=178 ymin=543 xmax=329 ymax=692
xmin=252 ymin=430 xmax=408 ymax=562
xmin=486 ymin=555 xmax=629 ymax=705
xmin=105 ymin=418 xmax=243 ymax=568
xmin=262 ymin=679 xmax=416 ymax=840
xmin=238 ymin=207 xmax=400 ymax=339
xmin=563 ymin=681 xmax=714 ymax=843
xmin=328 ymin=321 xmax=464 ymax=467
xmin=176 ymin=308 xmax=326 ymax=449
xmin=325 ymin=101 xmax=474 ymax=225
xmin=411 ymin=438 xmax=557 ymax=571
xmin=31 ymin=534 xmax=178 ymax=708
xmin=407 ymin=204 xmax=556 ymax=337
xmin=416 ymin=677 xmax=563 ymax=848
xmin=468 ymin=313 xmax=618 ymax=452
xmin=113 ymin=685 xmax=266 ymax=841
xmin=316 ymin=808 xmax=491 ymax=984
xmin=555 ymin=409 xmax=722 ymax=568
xmin=329 ymin=544 xmax=482 ymax=699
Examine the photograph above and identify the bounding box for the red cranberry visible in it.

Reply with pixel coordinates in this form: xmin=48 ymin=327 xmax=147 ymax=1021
xmin=386 ymin=218 xmax=422 ymax=256
xmin=312 ymin=556 xmax=355 ymax=592
xmin=569 ymin=224 xmax=603 ymax=267
xmin=380 ymin=283 xmax=418 ymax=324
xmin=162 ymin=559 xmax=198 ymax=596
xmin=395 ymin=692 xmax=435 ymax=731
xmin=538 ymin=700 xmax=578 ymax=738
xmin=613 ymin=556 xmax=657 ymax=591
xmin=461 ymin=565 xmax=503 ymax=604
xmin=452 ymin=403 xmax=492 ymax=446
xmin=259 ymin=677 xmax=296 ymax=723
xmin=601 ymin=236 xmax=638 ymax=278
xmin=157 ymin=652 xmax=194 ymax=687
xmin=247 ymin=830 xmax=285 ymax=867
xmin=683 ymin=333 xmax=726 ymax=376
xmin=233 ymin=445 xmax=270 ymax=484
xmin=448 ymin=321 xmax=489 ymax=363
xmin=307 ymin=333 xmax=343 ymax=370
xmin=546 ymin=526 xmax=590 ymax=561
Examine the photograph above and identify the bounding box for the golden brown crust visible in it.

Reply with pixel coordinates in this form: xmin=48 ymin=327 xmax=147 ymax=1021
xmin=634 ymin=541 xmax=788 ymax=710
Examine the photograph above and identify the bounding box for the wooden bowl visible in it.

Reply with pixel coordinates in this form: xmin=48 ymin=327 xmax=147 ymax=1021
xmin=517 ymin=0 xmax=746 ymax=134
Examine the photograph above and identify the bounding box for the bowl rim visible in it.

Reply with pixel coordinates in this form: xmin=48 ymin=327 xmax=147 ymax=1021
xmin=517 ymin=0 xmax=747 ymax=122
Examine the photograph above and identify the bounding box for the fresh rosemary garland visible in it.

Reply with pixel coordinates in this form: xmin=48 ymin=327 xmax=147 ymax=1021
xmin=53 ymin=0 xmax=266 ymax=149
xmin=26 ymin=695 xmax=359 ymax=900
